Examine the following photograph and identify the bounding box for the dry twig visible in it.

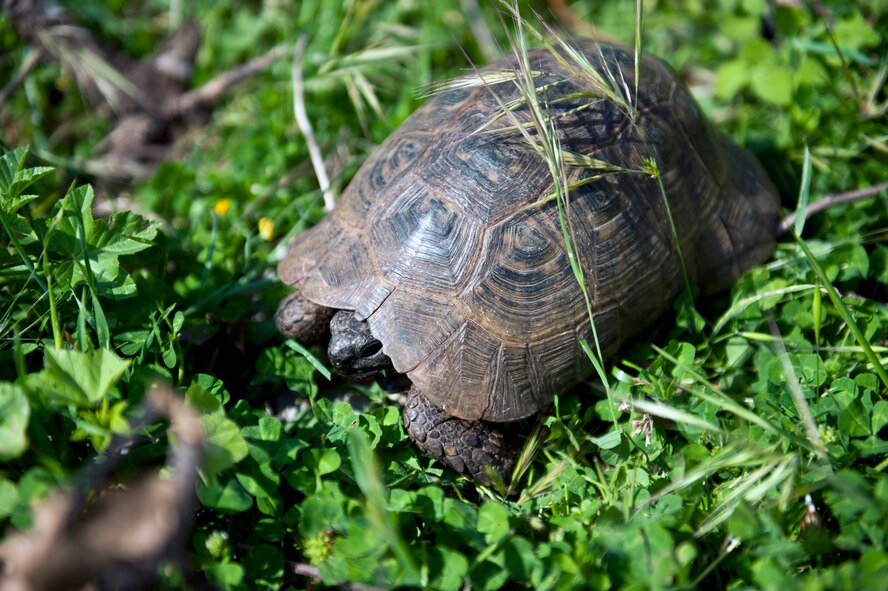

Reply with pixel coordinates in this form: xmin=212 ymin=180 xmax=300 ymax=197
xmin=0 ymin=386 xmax=205 ymax=591
xmin=778 ymin=181 xmax=888 ymax=235
xmin=292 ymin=35 xmax=336 ymax=212
xmin=170 ymin=44 xmax=289 ymax=116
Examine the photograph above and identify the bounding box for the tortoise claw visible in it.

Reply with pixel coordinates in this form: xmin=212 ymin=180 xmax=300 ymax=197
xmin=403 ymin=388 xmax=516 ymax=487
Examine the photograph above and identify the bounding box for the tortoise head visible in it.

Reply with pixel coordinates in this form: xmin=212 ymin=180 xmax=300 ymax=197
xmin=328 ymin=310 xmax=394 ymax=377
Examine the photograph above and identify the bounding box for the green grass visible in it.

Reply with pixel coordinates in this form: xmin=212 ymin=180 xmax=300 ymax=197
xmin=1 ymin=0 xmax=887 ymax=589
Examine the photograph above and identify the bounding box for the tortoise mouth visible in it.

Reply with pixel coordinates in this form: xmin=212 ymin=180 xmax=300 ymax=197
xmin=344 ymin=367 xmax=411 ymax=392
xmin=330 ymin=355 xmax=395 ymax=379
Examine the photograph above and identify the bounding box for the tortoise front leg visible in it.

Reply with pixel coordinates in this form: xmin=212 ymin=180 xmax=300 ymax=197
xmin=274 ymin=291 xmax=335 ymax=344
xmin=403 ymin=388 xmax=516 ymax=487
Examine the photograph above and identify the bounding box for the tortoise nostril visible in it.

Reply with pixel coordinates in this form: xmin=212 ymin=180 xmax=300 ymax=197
xmin=360 ymin=341 xmax=383 ymax=358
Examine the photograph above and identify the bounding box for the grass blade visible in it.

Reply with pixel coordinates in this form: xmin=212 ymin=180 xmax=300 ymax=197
xmin=767 ymin=317 xmax=828 ymax=458
xmin=652 ymin=345 xmax=826 ymax=454
xmin=794 ymin=145 xmax=812 ymax=235
xmin=793 ymin=235 xmax=888 ymax=390
xmin=285 ymin=339 xmax=332 ymax=381
xmin=695 ymin=455 xmax=796 ymax=536
xmin=629 ymin=398 xmax=724 ymax=434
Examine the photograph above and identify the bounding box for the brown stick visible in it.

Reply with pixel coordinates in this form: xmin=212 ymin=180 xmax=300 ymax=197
xmin=168 ymin=44 xmax=288 ymax=116
xmin=778 ymin=181 xmax=888 ymax=235
xmin=292 ymin=35 xmax=335 ymax=212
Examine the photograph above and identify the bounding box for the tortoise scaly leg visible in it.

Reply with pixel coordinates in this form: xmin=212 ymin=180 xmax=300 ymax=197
xmin=403 ymin=388 xmax=516 ymax=487
xmin=274 ymin=291 xmax=335 ymax=343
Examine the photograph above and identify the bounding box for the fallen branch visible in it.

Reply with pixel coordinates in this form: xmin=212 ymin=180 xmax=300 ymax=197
xmin=2 ymin=0 xmax=286 ymax=184
xmin=0 ymin=386 xmax=205 ymax=591
xmin=292 ymin=34 xmax=336 ymax=212
xmin=170 ymin=44 xmax=289 ymax=116
xmin=778 ymin=181 xmax=888 ymax=235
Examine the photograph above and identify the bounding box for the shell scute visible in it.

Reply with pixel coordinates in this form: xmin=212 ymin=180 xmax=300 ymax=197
xmin=336 ymin=131 xmax=431 ymax=227
xmin=366 ymin=288 xmax=463 ymax=374
xmin=464 ymin=211 xmax=585 ymax=342
xmin=416 ymin=133 xmax=554 ymax=224
xmin=368 ymin=181 xmax=482 ymax=296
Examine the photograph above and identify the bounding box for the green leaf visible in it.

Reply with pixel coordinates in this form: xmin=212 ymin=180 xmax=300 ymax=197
xmin=92 ymin=211 xmax=160 ymax=255
xmin=750 ymin=62 xmax=794 ymax=106
xmin=796 ymin=57 xmax=827 ymax=87
xmin=299 ymin=488 xmax=345 ymax=537
xmin=312 ymin=448 xmax=342 ymax=476
xmin=670 ymin=342 xmax=696 ymax=380
xmin=715 ymin=59 xmax=751 ymax=100
xmin=186 ymin=381 xmax=223 ymax=413
xmin=0 ymin=478 xmax=17 ymax=519
xmin=172 ymin=311 xmax=185 ymax=334
xmin=189 ymin=373 xmax=230 ymax=407
xmin=242 ymin=544 xmax=284 ymax=589
xmin=838 ymin=244 xmax=869 ymax=281
xmin=795 ymin=353 xmax=827 ymax=387
xmin=833 ymin=12 xmax=880 ymax=52
xmin=872 ymin=401 xmax=888 ymax=436
xmin=590 ymin=430 xmax=622 ymax=450
xmin=202 ymin=411 xmax=250 ymax=477
xmin=204 ymin=563 xmax=245 ymax=590
xmin=0 ymin=383 xmax=29 ymax=460
xmin=722 ymin=15 xmax=760 ymax=42
xmin=258 ymin=416 xmax=282 ymax=442
xmin=27 ymin=348 xmax=130 ymax=407
xmin=477 ymin=503 xmax=510 ymax=543
xmin=872 ymin=246 xmax=888 ymax=286
xmin=794 ymin=236 xmax=888 ymax=389
xmin=856 ymin=373 xmax=879 ymax=393
xmin=3 ymin=193 xmax=39 ymax=214
xmin=0 ymin=144 xmax=53 ymax=202
xmin=838 ymin=400 xmax=871 ymax=438
xmin=91 ymin=290 xmax=110 ymax=348
xmin=8 ymin=168 xmax=54 ymax=202
xmin=429 ymin=546 xmax=470 ymax=591
xmin=3 ymin=208 xmax=37 ymax=246
xmin=0 ymin=146 xmax=28 ymax=196
xmin=47 ymin=185 xmax=158 ymax=298
xmin=162 ymin=343 xmax=177 ymax=368
xmin=726 ymin=336 xmax=752 ymax=367
xmin=198 ymin=477 xmax=254 ymax=512
xmin=236 ymin=446 xmax=280 ymax=499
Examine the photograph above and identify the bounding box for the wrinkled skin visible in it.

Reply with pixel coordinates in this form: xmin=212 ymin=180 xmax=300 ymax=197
xmin=274 ymin=292 xmax=335 ymax=343
xmin=276 ymin=298 xmax=516 ymax=487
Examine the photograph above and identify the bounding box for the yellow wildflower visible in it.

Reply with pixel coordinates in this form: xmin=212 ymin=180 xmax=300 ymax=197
xmin=214 ymin=198 xmax=232 ymax=215
xmin=258 ymin=217 xmax=275 ymax=240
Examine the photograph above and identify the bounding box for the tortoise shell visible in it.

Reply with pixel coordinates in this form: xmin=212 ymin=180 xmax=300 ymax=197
xmin=278 ymin=42 xmax=779 ymax=422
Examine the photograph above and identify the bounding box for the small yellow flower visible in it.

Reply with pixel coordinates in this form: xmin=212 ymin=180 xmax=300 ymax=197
xmin=214 ymin=198 xmax=232 ymax=215
xmin=258 ymin=217 xmax=275 ymax=240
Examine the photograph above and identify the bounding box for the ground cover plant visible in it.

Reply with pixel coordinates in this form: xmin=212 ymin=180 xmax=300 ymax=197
xmin=1 ymin=0 xmax=886 ymax=589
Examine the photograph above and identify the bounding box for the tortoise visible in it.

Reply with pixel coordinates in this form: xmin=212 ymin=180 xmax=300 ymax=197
xmin=275 ymin=42 xmax=779 ymax=486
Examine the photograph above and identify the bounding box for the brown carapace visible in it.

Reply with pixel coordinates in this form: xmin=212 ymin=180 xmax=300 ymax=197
xmin=276 ymin=42 xmax=779 ymax=486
